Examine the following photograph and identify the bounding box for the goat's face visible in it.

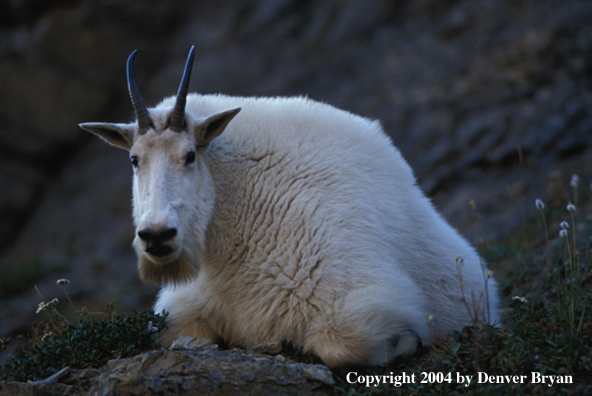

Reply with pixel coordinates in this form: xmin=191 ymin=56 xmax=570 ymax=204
xmin=81 ymin=107 xmax=239 ymax=284
xmin=79 ymin=47 xmax=240 ymax=284
xmin=130 ymin=114 xmax=205 ymax=267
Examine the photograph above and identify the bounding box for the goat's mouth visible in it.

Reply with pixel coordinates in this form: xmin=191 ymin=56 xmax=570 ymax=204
xmin=140 ymin=241 xmax=180 ymax=264
xmin=133 ymin=227 xmax=181 ymax=264
xmin=145 ymin=243 xmax=174 ymax=257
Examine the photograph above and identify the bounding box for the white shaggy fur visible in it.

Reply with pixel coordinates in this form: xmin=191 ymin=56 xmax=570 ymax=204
xmin=81 ymin=93 xmax=500 ymax=368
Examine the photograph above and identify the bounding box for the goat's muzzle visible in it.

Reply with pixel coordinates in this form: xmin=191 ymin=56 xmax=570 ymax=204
xmin=138 ymin=227 xmax=178 ymax=258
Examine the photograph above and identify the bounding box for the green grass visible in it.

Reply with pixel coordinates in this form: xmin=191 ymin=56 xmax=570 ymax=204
xmin=1 ymin=280 xmax=167 ymax=382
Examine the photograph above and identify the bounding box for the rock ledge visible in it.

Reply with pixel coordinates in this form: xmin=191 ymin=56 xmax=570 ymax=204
xmin=0 ymin=336 xmax=335 ymax=396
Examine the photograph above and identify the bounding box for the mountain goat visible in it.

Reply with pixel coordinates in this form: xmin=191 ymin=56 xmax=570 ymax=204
xmin=80 ymin=46 xmax=499 ymax=368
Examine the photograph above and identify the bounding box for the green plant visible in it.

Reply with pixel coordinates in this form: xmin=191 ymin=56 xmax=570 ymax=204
xmin=2 ymin=279 xmax=167 ymax=382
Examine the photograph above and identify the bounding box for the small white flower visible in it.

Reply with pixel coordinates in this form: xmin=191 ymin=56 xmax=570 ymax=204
xmin=570 ymin=174 xmax=579 ymax=188
xmin=36 ymin=302 xmax=47 ymax=314
xmin=512 ymin=296 xmax=527 ymax=303
xmin=559 ymin=229 xmax=568 ymax=238
xmin=535 ymin=199 xmax=545 ymax=210
xmin=56 ymin=279 xmax=70 ymax=286
xmin=560 ymin=221 xmax=570 ymax=230
xmin=567 ymin=202 xmax=576 ymax=212
xmin=45 ymin=298 xmax=59 ymax=309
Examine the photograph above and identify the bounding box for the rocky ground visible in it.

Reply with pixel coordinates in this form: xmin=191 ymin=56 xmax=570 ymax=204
xmin=1 ymin=336 xmax=335 ymax=396
xmin=1 ymin=0 xmax=591 ymax=386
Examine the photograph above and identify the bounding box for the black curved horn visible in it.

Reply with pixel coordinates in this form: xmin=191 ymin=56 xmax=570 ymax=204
xmin=170 ymin=46 xmax=196 ymax=132
xmin=127 ymin=50 xmax=151 ymax=132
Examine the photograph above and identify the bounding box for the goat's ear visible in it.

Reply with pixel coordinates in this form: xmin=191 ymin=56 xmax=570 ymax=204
xmin=79 ymin=122 xmax=135 ymax=150
xmin=194 ymin=107 xmax=241 ymax=145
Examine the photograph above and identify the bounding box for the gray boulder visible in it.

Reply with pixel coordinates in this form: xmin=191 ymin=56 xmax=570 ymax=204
xmin=0 ymin=337 xmax=335 ymax=396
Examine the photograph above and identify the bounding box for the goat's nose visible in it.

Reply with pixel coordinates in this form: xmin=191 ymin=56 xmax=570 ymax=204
xmin=138 ymin=227 xmax=178 ymax=244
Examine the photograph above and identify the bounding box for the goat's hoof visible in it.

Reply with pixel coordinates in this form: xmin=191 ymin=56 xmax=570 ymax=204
xmin=389 ymin=329 xmax=422 ymax=358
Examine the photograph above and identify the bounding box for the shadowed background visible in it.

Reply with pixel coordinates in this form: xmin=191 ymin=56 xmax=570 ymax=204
xmin=1 ymin=0 xmax=591 ymax=360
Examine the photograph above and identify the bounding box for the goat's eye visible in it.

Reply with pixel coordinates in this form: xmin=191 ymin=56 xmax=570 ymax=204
xmin=185 ymin=151 xmax=196 ymax=166
xmin=130 ymin=155 xmax=139 ymax=168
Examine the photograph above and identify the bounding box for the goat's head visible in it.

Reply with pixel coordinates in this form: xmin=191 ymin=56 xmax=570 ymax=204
xmin=80 ymin=47 xmax=241 ymax=285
